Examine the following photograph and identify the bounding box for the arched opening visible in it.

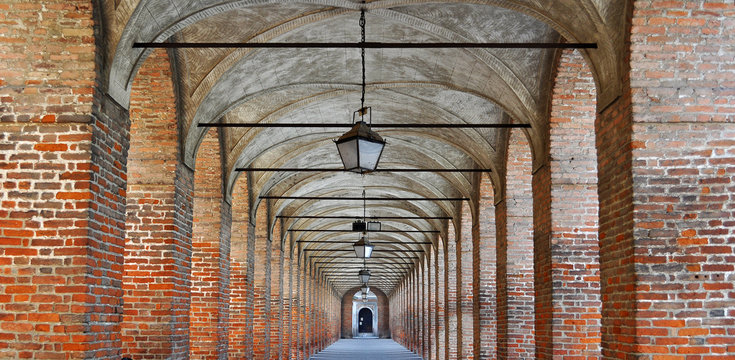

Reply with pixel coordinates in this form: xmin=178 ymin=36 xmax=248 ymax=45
xmin=341 ymin=287 xmax=390 ymax=338
xmin=358 ymin=308 xmax=374 ymax=334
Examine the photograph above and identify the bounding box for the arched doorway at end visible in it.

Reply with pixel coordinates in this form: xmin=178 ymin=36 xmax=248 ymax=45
xmin=358 ymin=307 xmax=374 ymax=334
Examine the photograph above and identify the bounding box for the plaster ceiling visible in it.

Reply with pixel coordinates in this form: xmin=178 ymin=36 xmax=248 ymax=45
xmin=102 ymin=0 xmax=627 ymax=295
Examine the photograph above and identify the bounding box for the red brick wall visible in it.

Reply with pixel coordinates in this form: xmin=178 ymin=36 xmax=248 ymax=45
xmin=122 ymin=49 xmax=194 ymax=360
xmin=476 ymin=173 xmax=497 ymax=360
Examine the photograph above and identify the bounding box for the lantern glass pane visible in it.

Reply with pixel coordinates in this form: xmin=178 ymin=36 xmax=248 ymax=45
xmin=357 ymin=138 xmax=384 ymax=170
xmin=353 ymin=243 xmax=365 ymax=258
xmin=336 ymin=139 xmax=359 ymax=170
xmin=364 ymin=244 xmax=374 ymax=258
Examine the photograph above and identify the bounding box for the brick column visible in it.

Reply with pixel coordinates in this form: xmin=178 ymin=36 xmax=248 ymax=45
xmin=282 ymin=239 xmax=292 ymax=359
xmin=122 ymin=50 xmax=194 ymax=360
xmin=436 ymin=240 xmax=447 ymax=360
xmin=459 ymin=201 xmax=474 ymax=359
xmin=294 ymin=255 xmax=302 ymax=359
xmin=429 ymin=246 xmax=438 ymax=360
xmin=475 ymin=173 xmax=497 ymax=359
xmin=0 ymin=1 xmax=132 ymax=356
xmin=534 ymin=48 xmax=601 ymax=359
xmin=445 ymin=226 xmax=459 ymax=359
xmin=289 ymin=247 xmax=298 ymax=358
xmin=415 ymin=265 xmax=423 ymax=354
xmin=423 ymin=254 xmax=432 ymax=359
xmin=229 ymin=175 xmax=250 ymax=358
xmin=189 ymin=129 xmax=229 ymax=359
xmin=253 ymin=203 xmax=271 ymax=358
xmin=498 ymin=128 xmax=535 ymax=359
xmin=624 ymin=1 xmax=735 ymax=358
xmin=269 ymin=223 xmax=282 ymax=359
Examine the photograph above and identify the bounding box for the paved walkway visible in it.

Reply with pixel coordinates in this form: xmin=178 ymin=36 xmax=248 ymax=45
xmin=309 ymin=339 xmax=423 ymax=360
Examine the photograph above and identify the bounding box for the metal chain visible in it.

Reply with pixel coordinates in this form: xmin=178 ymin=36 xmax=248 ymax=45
xmin=360 ymin=7 xmax=366 ymax=112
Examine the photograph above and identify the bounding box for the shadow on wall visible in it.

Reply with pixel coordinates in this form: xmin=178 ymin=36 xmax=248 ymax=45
xmin=341 ymin=287 xmax=391 ymax=338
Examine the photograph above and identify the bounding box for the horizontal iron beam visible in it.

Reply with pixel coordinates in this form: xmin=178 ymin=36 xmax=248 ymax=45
xmin=292 ymin=229 xmax=437 ymax=233
xmin=240 ymin=167 xmax=491 ymax=173
xmin=314 ymin=261 xmax=412 ymax=266
xmin=281 ymin=215 xmax=450 ymax=220
xmin=134 ymin=42 xmax=597 ymax=49
xmin=308 ymin=255 xmax=417 ymax=259
xmin=303 ymin=249 xmax=423 ymax=253
xmin=201 ymin=123 xmax=529 ymax=129
xmin=262 ymin=196 xmax=467 ymax=201
xmin=323 ymin=273 xmax=404 ymax=278
xmin=297 ymin=240 xmax=432 ymax=245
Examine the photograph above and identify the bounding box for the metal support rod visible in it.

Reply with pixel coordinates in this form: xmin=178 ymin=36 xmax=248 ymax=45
xmin=291 ymin=229 xmax=438 ymax=233
xmin=199 ymin=123 xmax=530 ymax=128
xmin=133 ymin=42 xmax=597 ymax=49
xmin=239 ymin=167 xmax=491 ymax=173
xmin=303 ymin=249 xmax=423 ymax=253
xmin=281 ymin=215 xmax=450 ymax=220
xmin=315 ymin=261 xmax=413 ymax=266
xmin=297 ymin=240 xmax=433 ymax=245
xmin=307 ymin=255 xmax=417 ymax=259
xmin=261 ymin=195 xmax=467 ymax=201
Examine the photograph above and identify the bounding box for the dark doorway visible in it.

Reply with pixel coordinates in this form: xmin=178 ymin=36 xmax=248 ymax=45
xmin=358 ymin=308 xmax=373 ymax=333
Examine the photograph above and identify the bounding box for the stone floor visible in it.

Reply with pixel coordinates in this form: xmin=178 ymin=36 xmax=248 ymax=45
xmin=309 ymin=339 xmax=423 ymax=360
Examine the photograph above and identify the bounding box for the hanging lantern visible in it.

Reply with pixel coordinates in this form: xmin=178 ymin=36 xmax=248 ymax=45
xmin=353 ymin=234 xmax=374 ymax=259
xmin=361 ymin=284 xmax=370 ymax=294
xmin=358 ymin=268 xmax=371 ymax=284
xmin=335 ymin=115 xmax=385 ymax=174
xmin=366 ymin=221 xmax=381 ymax=232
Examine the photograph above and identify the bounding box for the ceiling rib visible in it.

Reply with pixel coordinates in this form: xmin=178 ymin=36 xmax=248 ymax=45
xmin=133 ymin=42 xmax=597 ymax=49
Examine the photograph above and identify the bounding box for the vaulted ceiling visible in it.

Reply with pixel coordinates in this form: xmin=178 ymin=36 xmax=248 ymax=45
xmin=100 ymin=0 xmax=627 ymax=295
